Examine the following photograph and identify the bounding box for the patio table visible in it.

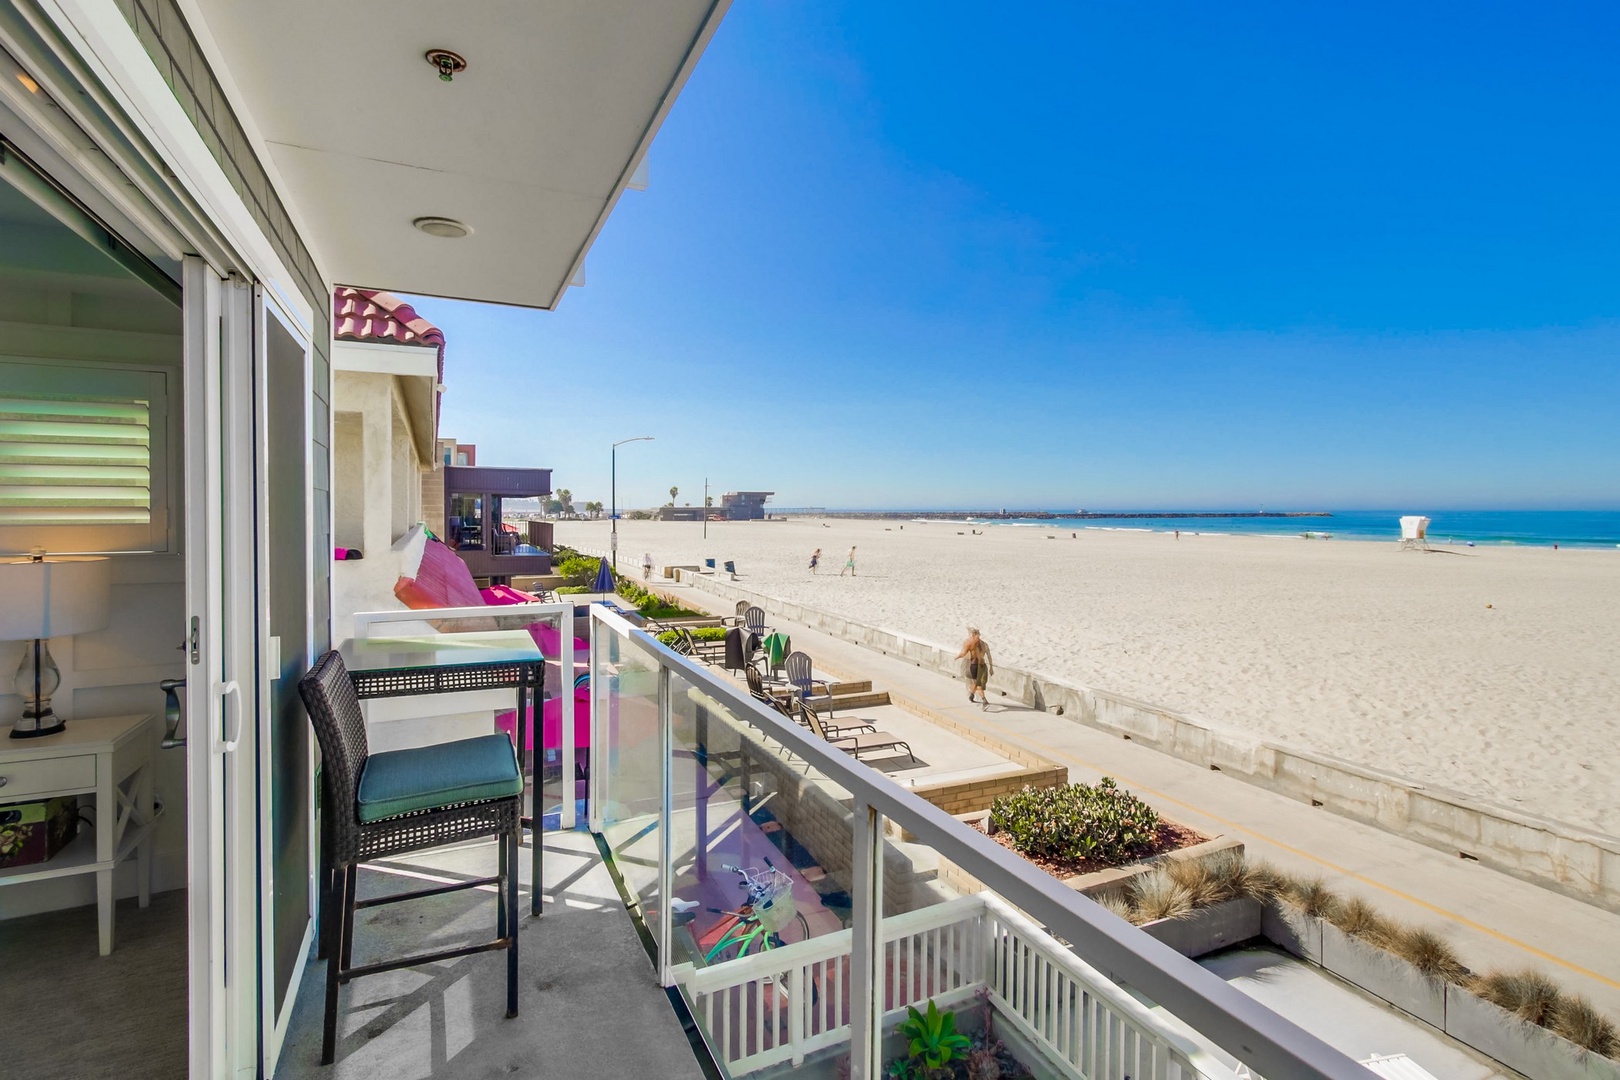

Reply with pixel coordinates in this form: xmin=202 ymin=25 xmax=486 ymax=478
xmin=338 ymin=629 xmax=549 ymax=915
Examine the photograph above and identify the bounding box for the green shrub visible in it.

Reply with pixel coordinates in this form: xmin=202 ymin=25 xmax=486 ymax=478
xmin=556 ymin=585 xmax=590 ymax=595
xmin=638 ymin=599 xmax=705 ymax=620
xmin=553 ymin=554 xmax=604 ymax=588
xmin=655 ymin=627 xmax=727 ymax=645
xmin=989 ymin=778 xmax=1160 ymax=866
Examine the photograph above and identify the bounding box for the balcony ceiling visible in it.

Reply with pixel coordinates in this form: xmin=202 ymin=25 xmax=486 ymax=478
xmin=191 ymin=0 xmax=727 ymax=308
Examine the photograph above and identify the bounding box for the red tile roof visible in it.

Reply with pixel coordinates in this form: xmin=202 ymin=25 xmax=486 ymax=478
xmin=334 ymin=286 xmax=445 ymax=433
xmin=334 ymin=287 xmax=446 ymax=350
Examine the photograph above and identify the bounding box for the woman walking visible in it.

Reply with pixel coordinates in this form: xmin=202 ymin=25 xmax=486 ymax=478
xmin=956 ymin=627 xmax=993 ymax=709
xmin=839 ymin=546 xmax=857 ymax=577
xmin=809 ymin=547 xmax=821 ymax=574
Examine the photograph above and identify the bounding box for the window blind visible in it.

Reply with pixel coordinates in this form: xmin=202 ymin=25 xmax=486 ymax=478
xmin=0 ymin=392 xmax=152 ymax=526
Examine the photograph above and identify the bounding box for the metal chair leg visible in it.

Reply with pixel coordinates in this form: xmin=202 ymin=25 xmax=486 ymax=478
xmin=497 ymin=833 xmax=508 ymax=936
xmin=506 ymin=823 xmax=520 ymax=1018
xmin=321 ymin=862 xmax=350 ymax=1065
xmin=340 ymin=864 xmax=358 ymax=971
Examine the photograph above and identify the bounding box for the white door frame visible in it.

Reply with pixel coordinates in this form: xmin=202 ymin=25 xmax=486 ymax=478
xmin=183 ymin=258 xmax=261 ymax=1080
xmin=255 ymin=284 xmax=318 ymax=1076
xmin=181 ymin=255 xmax=226 ymax=1080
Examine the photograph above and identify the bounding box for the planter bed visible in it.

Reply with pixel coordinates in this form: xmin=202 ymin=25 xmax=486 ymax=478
xmin=1141 ymin=898 xmax=1620 ymax=1080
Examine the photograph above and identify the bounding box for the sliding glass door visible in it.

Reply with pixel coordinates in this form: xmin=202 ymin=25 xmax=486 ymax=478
xmin=255 ymin=288 xmax=317 ymax=1075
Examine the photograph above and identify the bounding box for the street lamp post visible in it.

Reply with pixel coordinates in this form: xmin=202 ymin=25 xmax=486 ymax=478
xmin=611 ymin=436 xmax=654 ymax=571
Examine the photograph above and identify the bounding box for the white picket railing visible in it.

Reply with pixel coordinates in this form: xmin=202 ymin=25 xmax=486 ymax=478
xmin=672 ymin=893 xmax=1236 ymax=1079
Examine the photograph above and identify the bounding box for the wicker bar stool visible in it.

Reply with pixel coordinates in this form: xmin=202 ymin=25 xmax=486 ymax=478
xmin=299 ymin=650 xmax=524 ymax=1065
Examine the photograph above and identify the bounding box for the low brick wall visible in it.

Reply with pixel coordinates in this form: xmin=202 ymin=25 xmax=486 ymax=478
xmin=909 ymin=766 xmax=1067 ymax=818
xmin=676 ymin=571 xmax=1620 ymax=914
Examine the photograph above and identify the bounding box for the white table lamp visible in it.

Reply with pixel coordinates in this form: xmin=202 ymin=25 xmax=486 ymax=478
xmin=0 ymin=554 xmax=111 ymax=738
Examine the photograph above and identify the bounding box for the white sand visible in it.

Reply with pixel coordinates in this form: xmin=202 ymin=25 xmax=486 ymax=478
xmin=557 ymin=518 xmax=1620 ymax=835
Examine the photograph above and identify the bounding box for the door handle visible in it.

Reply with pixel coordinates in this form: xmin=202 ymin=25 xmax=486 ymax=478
xmin=216 ymin=680 xmax=242 ymax=753
xmin=160 ymin=678 xmax=187 ymax=748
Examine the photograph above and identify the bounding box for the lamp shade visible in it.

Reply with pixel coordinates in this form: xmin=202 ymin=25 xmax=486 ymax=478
xmin=0 ymin=556 xmax=111 ymax=640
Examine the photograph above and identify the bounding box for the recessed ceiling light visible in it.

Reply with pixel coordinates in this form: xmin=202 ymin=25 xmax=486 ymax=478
xmin=413 ymin=216 xmax=471 ymax=239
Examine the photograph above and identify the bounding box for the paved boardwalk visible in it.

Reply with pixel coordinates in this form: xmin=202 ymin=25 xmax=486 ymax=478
xmin=667 ymin=578 xmax=1620 ymax=1019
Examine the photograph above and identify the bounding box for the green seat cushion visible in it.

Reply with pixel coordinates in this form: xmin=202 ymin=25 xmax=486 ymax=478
xmin=356 ymin=734 xmax=522 ymax=823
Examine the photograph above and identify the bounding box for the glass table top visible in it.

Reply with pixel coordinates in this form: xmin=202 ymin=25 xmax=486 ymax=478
xmin=339 ymin=629 xmax=543 ymax=673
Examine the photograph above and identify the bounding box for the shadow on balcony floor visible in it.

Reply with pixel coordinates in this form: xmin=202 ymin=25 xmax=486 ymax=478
xmin=277 ymin=829 xmax=708 ymax=1079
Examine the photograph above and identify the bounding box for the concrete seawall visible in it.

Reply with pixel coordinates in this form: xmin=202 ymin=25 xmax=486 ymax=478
xmin=674 ymin=569 xmax=1620 ymax=914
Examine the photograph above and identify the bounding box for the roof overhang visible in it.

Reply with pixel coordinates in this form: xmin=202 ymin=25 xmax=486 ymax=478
xmin=184 ymin=0 xmax=730 ymax=309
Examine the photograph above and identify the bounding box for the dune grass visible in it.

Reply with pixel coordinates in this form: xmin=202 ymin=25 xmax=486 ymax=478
xmin=1551 ymin=995 xmax=1620 ymax=1057
xmin=1086 ymin=851 xmax=1616 ymax=1060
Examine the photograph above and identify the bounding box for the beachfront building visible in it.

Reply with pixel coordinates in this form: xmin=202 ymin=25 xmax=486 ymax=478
xmin=443 ymin=462 xmax=554 ymax=580
xmin=0 ymin=3 xmax=1371 ymax=1078
xmin=330 ymin=287 xmax=443 ymax=633
xmin=723 ymin=489 xmax=775 ymax=520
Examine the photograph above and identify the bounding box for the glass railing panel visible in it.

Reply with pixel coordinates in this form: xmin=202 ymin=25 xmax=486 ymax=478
xmin=662 ymin=664 xmax=866 ymax=1078
xmin=593 ymin=618 xmax=664 ymax=934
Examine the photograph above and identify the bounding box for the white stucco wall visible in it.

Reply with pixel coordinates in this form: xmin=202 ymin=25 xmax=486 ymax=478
xmin=331 ymin=367 xmax=429 ymax=640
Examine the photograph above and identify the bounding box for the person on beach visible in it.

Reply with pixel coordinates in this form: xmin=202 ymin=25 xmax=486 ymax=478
xmin=809 ymin=548 xmax=822 ymax=573
xmin=642 ymin=552 xmax=653 ymax=580
xmin=957 ymin=628 xmax=993 ymax=709
xmin=840 ymin=546 xmax=857 ymax=577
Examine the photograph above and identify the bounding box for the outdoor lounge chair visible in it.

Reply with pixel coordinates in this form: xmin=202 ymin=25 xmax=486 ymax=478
xmin=746 ymin=667 xmax=877 ymax=737
xmin=723 ymin=559 xmax=739 ymax=580
xmin=798 ymin=699 xmax=915 ymax=763
xmin=299 ymin=651 xmax=523 ymax=1065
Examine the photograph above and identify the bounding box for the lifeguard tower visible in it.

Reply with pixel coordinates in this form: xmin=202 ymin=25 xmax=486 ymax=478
xmin=1398 ymin=515 xmax=1431 ymax=551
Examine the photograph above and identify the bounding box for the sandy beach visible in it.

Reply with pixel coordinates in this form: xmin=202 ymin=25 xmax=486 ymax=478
xmin=556 ymin=518 xmax=1620 ymax=836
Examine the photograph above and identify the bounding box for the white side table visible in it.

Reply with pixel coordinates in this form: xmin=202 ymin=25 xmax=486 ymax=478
xmin=0 ymin=714 xmax=158 ymax=954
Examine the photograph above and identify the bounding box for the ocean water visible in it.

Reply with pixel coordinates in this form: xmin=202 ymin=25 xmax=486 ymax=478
xmin=944 ymin=510 xmax=1620 ymax=548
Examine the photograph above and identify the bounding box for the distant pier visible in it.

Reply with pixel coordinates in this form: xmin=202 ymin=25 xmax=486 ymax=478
xmin=769 ymin=510 xmax=1332 ymax=521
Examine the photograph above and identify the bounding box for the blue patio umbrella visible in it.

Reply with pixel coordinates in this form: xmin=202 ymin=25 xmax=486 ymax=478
xmin=591 ymin=556 xmax=615 ymax=595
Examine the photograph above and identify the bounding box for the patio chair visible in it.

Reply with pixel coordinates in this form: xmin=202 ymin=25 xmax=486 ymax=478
xmin=723 ymin=559 xmax=739 ymax=580
xmin=783 ymin=650 xmax=836 ymax=712
xmin=745 ymin=664 xmax=791 ymax=713
xmin=299 ymin=650 xmax=524 ymax=1066
xmin=746 ymin=655 xmax=794 ymax=694
xmin=675 ymin=626 xmax=724 ymax=665
xmin=743 ymin=605 xmax=770 ymax=638
xmin=797 ymin=699 xmax=915 ymax=763
xmin=721 ymin=600 xmax=749 ymax=628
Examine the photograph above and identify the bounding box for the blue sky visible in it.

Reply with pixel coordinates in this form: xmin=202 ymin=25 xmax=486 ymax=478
xmin=406 ymin=2 xmax=1620 ymax=511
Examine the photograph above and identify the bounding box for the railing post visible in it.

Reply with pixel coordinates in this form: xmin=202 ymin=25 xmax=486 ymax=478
xmin=657 ymin=662 xmax=674 ymax=986
xmin=849 ymin=800 xmax=884 ymax=1080
xmin=586 ymin=608 xmax=605 ymax=834
xmin=789 ymin=961 xmax=805 ymax=1066
xmin=560 ymin=610 xmax=577 ymax=830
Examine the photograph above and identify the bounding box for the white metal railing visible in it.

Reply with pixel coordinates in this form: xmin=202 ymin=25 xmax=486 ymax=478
xmin=672 ymin=894 xmax=1229 ymax=1079
xmin=588 ymin=605 xmax=1364 ymax=1080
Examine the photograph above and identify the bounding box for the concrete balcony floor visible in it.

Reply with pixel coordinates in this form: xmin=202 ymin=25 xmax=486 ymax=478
xmin=277 ymin=828 xmax=707 ymax=1079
